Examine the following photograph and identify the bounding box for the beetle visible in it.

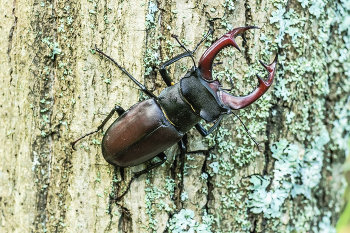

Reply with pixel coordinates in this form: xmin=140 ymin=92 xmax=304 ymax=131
xmin=72 ymin=25 xmax=278 ymax=201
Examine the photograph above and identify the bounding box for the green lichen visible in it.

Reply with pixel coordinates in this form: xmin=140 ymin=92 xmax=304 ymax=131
xmin=247 ymin=130 xmax=329 ymax=219
xmin=331 ymin=98 xmax=350 ymax=153
xmin=166 ymin=209 xmax=214 ymax=233
xmin=42 ymin=37 xmax=61 ymax=59
xmin=145 ymin=2 xmax=158 ymax=29
xmin=144 ymin=182 xmax=169 ymax=231
xmin=206 ymin=2 xmax=350 ymax=229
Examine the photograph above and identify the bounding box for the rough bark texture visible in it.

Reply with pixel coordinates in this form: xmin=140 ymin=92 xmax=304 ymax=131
xmin=1 ymin=0 xmax=349 ymax=232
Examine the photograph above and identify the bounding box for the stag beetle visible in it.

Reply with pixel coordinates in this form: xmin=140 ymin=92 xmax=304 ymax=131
xmin=72 ymin=26 xmax=278 ymax=200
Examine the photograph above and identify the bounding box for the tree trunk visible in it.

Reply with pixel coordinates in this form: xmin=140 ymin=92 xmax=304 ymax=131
xmin=1 ymin=0 xmax=349 ymax=232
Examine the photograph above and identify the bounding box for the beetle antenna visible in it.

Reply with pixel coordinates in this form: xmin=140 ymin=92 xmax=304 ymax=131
xmin=94 ymin=45 xmax=156 ymax=98
xmin=170 ymin=23 xmax=215 ymax=68
xmin=231 ymin=112 xmax=262 ymax=152
xmin=171 ymin=34 xmax=196 ymax=67
xmin=191 ymin=23 xmax=215 ymax=53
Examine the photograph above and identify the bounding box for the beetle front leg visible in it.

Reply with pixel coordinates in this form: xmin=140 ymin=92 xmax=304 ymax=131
xmin=159 ymin=52 xmax=194 ymax=86
xmin=159 ymin=25 xmax=214 ymax=86
xmin=195 ymin=115 xmax=224 ymax=137
xmin=110 ymin=153 xmax=167 ymax=201
xmin=71 ymin=105 xmax=126 ymax=149
xmin=175 ymin=139 xmax=186 ymax=207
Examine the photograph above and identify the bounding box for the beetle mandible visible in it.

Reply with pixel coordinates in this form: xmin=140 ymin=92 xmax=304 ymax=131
xmin=72 ymin=25 xmax=278 ymax=201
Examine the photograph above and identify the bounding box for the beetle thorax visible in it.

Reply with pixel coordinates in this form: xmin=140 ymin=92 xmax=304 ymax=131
xmin=180 ymin=68 xmax=231 ymax=121
xmin=157 ymin=68 xmax=230 ymax=134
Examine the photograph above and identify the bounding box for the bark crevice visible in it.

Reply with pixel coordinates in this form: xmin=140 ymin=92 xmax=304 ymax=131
xmin=7 ymin=0 xmax=17 ymax=82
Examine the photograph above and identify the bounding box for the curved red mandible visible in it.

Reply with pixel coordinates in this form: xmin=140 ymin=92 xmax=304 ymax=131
xmin=198 ymin=26 xmax=278 ymax=110
xmin=198 ymin=26 xmax=258 ymax=81
xmin=220 ymin=57 xmax=277 ymax=109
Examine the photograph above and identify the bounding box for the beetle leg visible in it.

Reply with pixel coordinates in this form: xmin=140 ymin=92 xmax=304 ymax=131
xmin=71 ymin=105 xmax=125 ymax=150
xmin=159 ymin=25 xmax=214 ymax=86
xmin=195 ymin=115 xmax=224 ymax=137
xmin=159 ymin=52 xmax=191 ymax=86
xmin=110 ymin=153 xmax=167 ymax=201
xmin=198 ymin=26 xmax=259 ymax=81
xmin=95 ymin=45 xmax=157 ymax=98
xmin=176 ymin=139 xmax=186 ymax=206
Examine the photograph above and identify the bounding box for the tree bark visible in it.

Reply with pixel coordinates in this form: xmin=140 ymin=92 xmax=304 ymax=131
xmin=1 ymin=0 xmax=349 ymax=232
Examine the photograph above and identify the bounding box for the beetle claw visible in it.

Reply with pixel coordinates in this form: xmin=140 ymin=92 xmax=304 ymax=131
xmin=198 ymin=26 xmax=259 ymax=81
xmin=229 ymin=26 xmax=260 ymax=52
xmin=71 ymin=141 xmax=77 ymax=151
xmin=259 ymin=60 xmax=268 ymax=68
xmin=257 ymin=53 xmax=278 ymax=87
xmin=197 ymin=26 xmax=278 ymax=110
xmin=220 ymin=52 xmax=278 ymax=110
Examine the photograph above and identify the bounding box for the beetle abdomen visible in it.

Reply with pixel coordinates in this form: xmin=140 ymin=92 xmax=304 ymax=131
xmin=102 ymin=98 xmax=183 ymax=167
